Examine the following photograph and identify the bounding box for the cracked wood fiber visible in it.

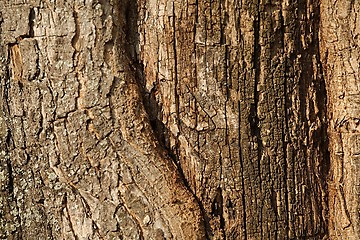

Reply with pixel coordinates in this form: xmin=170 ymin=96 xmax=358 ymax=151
xmin=0 ymin=0 xmax=357 ymax=240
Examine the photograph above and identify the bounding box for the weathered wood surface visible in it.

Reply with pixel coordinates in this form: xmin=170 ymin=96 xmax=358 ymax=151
xmin=0 ymin=0 xmax=357 ymax=239
xmin=320 ymin=0 xmax=360 ymax=239
xmin=140 ymin=0 xmax=329 ymax=238
xmin=0 ymin=1 xmax=205 ymax=239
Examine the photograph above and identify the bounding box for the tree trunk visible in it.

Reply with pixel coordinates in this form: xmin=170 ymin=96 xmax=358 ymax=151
xmin=320 ymin=1 xmax=360 ymax=238
xmin=0 ymin=0 xmax=357 ymax=239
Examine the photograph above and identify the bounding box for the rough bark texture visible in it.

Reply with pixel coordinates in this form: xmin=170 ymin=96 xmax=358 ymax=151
xmin=139 ymin=0 xmax=329 ymax=239
xmin=320 ymin=1 xmax=360 ymax=239
xmin=0 ymin=1 xmax=206 ymax=239
xmin=0 ymin=0 xmax=357 ymax=239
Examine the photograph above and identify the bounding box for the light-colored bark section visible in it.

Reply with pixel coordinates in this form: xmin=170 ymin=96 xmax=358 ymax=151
xmin=320 ymin=0 xmax=360 ymax=239
xmin=0 ymin=0 xmax=205 ymax=239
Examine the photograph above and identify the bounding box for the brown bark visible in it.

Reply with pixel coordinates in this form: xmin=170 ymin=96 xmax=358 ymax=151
xmin=0 ymin=1 xmax=205 ymax=239
xmin=320 ymin=0 xmax=360 ymax=239
xmin=140 ymin=0 xmax=329 ymax=238
xmin=0 ymin=0 xmax=357 ymax=239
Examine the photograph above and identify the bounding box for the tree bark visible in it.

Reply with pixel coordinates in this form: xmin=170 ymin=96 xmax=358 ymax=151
xmin=0 ymin=0 xmax=357 ymax=239
xmin=320 ymin=1 xmax=360 ymax=239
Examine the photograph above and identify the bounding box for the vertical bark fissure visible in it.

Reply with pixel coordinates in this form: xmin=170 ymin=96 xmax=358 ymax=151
xmin=219 ymin=1 xmax=227 ymax=237
xmin=280 ymin=5 xmax=290 ymax=239
xmin=172 ymin=2 xmax=182 ymax=171
xmin=313 ymin=3 xmax=331 ymax=237
xmin=124 ymin=1 xmax=209 ymax=238
xmin=194 ymin=0 xmax=199 ymax=88
xmin=318 ymin=79 xmax=331 ymax=238
xmin=71 ymin=6 xmax=81 ymax=113
xmin=253 ymin=1 xmax=263 ymax=236
xmin=238 ymin=100 xmax=247 ymax=240
xmin=172 ymin=2 xmax=180 ymax=129
xmin=282 ymin=56 xmax=291 ymax=240
xmin=28 ymin=8 xmax=35 ymax=38
xmin=5 ymin=154 xmax=14 ymax=197
xmin=2 ymin=63 xmax=11 ymax=117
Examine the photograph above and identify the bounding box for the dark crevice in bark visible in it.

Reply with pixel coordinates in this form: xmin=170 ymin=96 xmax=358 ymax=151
xmin=171 ymin=2 xmax=183 ymax=172
xmin=0 ymin=12 xmax=3 ymax=30
xmin=313 ymin=0 xmax=331 ymax=174
xmin=252 ymin=2 xmax=262 ymax=172
xmin=252 ymin=3 xmax=261 ymax=127
xmin=289 ymin=1 xmax=330 ymax=237
xmin=123 ymin=0 xmax=166 ymax=147
xmin=313 ymin=2 xmax=331 ymax=237
xmin=238 ymin=100 xmax=247 ymax=240
xmin=28 ymin=8 xmax=35 ymax=38
xmin=71 ymin=9 xmax=79 ymax=52
xmin=124 ymin=0 xmax=139 ymax=61
xmin=5 ymin=153 xmax=14 ymax=194
xmin=280 ymin=4 xmax=290 ymax=238
xmin=248 ymin=103 xmax=259 ymax=137
xmin=120 ymin=1 xmax=210 ymax=238
xmin=193 ymin=0 xmax=198 ymax=88
xmin=221 ymin=43 xmax=230 ymax=240
xmin=283 ymin=57 xmax=291 ymax=240
xmin=211 ymin=186 xmax=226 ymax=238
xmin=297 ymin=2 xmax=309 ymax=124
xmin=317 ymin=68 xmax=331 ymax=191
xmin=252 ymin=1 xmax=263 ymax=237
xmin=2 ymin=59 xmax=11 ymax=117
xmin=314 ymin=64 xmax=331 ymax=237
xmin=125 ymin=0 xmax=170 ymax=152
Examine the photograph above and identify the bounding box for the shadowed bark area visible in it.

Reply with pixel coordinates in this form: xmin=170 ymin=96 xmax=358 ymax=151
xmin=0 ymin=0 xmax=357 ymax=239
xmin=139 ymin=0 xmax=329 ymax=238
